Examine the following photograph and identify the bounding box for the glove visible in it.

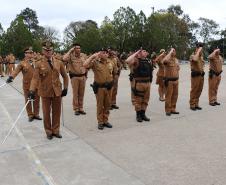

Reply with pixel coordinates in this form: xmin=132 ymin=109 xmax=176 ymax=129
xmin=61 ymin=88 xmax=68 ymax=97
xmin=6 ymin=76 xmax=13 ymax=83
xmin=28 ymin=91 xmax=35 ymax=100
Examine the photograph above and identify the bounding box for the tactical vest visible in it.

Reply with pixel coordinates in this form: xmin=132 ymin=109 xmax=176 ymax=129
xmin=134 ymin=59 xmax=152 ymax=78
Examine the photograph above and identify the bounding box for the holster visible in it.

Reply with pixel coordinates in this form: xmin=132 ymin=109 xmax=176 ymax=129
xmin=90 ymin=81 xmax=114 ymax=94
xmin=209 ymin=69 xmax=222 ymax=78
xmin=129 ymin=73 xmax=134 ymax=82
xmin=90 ymin=82 xmax=98 ymax=94
xmin=132 ymin=80 xmax=145 ymax=97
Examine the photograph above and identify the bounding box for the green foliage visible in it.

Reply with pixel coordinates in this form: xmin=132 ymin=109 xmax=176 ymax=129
xmin=2 ymin=16 xmax=33 ymax=59
xmin=64 ymin=20 xmax=101 ymax=53
xmin=198 ymin=17 xmax=219 ymax=43
xmin=1 ymin=5 xmax=224 ymax=60
xmin=17 ymin=7 xmax=39 ymax=32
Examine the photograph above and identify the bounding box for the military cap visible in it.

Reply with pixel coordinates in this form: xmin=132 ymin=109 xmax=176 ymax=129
xmin=100 ymin=48 xmax=108 ymax=52
xmin=24 ymin=46 xmax=33 ymax=53
xmin=159 ymin=49 xmax=165 ymax=53
xmin=42 ymin=41 xmax=53 ymax=51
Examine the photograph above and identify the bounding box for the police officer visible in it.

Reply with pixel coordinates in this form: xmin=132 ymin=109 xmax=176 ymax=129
xmin=163 ymin=48 xmax=180 ymax=116
xmin=126 ymin=49 xmax=153 ymax=122
xmin=208 ymin=48 xmax=223 ymax=106
xmin=63 ymin=43 xmax=88 ymax=115
xmin=155 ymin=49 xmax=167 ymax=101
xmin=108 ymin=47 xmax=121 ymax=110
xmin=29 ymin=41 xmax=69 ymax=140
xmin=189 ymin=42 xmax=205 ymax=111
xmin=83 ymin=48 xmax=116 ymax=130
xmin=8 ymin=53 xmax=16 ymax=76
xmin=6 ymin=47 xmax=42 ymax=122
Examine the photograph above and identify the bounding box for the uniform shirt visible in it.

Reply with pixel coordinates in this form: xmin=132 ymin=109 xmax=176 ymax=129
xmin=163 ymin=57 xmax=180 ymax=78
xmin=30 ymin=57 xmax=68 ymax=97
xmin=11 ymin=59 xmax=35 ymax=90
xmin=88 ymin=58 xmax=115 ymax=84
xmin=65 ymin=52 xmax=87 ymax=75
xmin=190 ymin=54 xmax=205 ymax=72
xmin=156 ymin=55 xmax=165 ymax=77
xmin=208 ymin=55 xmax=223 ymax=73
xmin=108 ymin=56 xmax=119 ymax=76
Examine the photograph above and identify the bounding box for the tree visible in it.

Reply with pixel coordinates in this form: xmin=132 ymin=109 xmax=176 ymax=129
xmin=167 ymin=5 xmax=183 ymax=16
xmin=145 ymin=8 xmax=191 ymax=58
xmin=17 ymin=7 xmax=39 ymax=32
xmin=0 ymin=23 xmax=4 ymax=54
xmin=198 ymin=17 xmax=219 ymax=44
xmin=99 ymin=16 xmax=117 ymax=48
xmin=41 ymin=26 xmax=60 ymax=42
xmin=64 ymin=21 xmax=85 ymax=48
xmin=112 ymin=7 xmax=137 ymax=52
xmin=2 ymin=16 xmax=33 ymax=58
xmin=0 ymin=23 xmax=3 ymax=36
xmin=64 ymin=20 xmax=101 ymax=53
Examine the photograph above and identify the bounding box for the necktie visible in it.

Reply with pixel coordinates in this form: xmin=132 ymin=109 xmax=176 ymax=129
xmin=47 ymin=59 xmax=53 ymax=70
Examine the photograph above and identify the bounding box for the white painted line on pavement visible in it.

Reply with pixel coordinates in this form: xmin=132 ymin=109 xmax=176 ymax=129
xmin=0 ymin=101 xmax=58 ymax=185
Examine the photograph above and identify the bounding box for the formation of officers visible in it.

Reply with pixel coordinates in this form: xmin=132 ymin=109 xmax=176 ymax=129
xmin=0 ymin=41 xmax=223 ymax=140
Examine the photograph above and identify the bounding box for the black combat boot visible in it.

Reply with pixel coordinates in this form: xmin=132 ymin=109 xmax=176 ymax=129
xmin=136 ymin=111 xmax=143 ymax=122
xmin=141 ymin=110 xmax=150 ymax=121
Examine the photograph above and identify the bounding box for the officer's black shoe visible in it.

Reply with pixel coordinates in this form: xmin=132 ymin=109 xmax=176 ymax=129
xmin=209 ymin=103 xmax=216 ymax=106
xmin=136 ymin=111 xmax=143 ymax=122
xmin=74 ymin=111 xmax=80 ymax=116
xmin=47 ymin=134 xmax=53 ymax=140
xmin=79 ymin=110 xmax=86 ymax=115
xmin=34 ymin=115 xmax=42 ymax=120
xmin=214 ymin=102 xmax=220 ymax=105
xmin=159 ymin=97 xmax=165 ymax=102
xmin=28 ymin=117 xmax=34 ymax=122
xmin=190 ymin=107 xmax=196 ymax=111
xmin=104 ymin=122 xmax=113 ymax=128
xmin=111 ymin=104 xmax=119 ymax=109
xmin=195 ymin=106 xmax=202 ymax=110
xmin=52 ymin=133 xmax=62 ymax=138
xmin=171 ymin=111 xmax=179 ymax=114
xmin=141 ymin=110 xmax=150 ymax=121
xmin=98 ymin=124 xmax=104 ymax=130
xmin=166 ymin=112 xmax=171 ymax=116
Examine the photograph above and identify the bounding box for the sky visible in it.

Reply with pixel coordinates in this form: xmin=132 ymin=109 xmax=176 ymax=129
xmin=1 ymin=0 xmax=226 ymax=39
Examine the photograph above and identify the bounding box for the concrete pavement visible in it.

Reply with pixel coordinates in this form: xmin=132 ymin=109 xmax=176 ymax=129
xmin=0 ymin=64 xmax=226 ymax=185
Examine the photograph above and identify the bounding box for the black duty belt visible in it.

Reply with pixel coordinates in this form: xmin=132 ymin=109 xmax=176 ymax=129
xmin=69 ymin=73 xmax=87 ymax=78
xmin=191 ymin=71 xmax=205 ymax=77
xmin=163 ymin=77 xmax=179 ymax=81
xmin=209 ymin=69 xmax=222 ymax=77
xmin=134 ymin=79 xmax=150 ymax=83
xmin=9 ymin=63 xmax=15 ymax=64
xmin=96 ymin=81 xmax=113 ymax=88
xmin=90 ymin=81 xmax=114 ymax=94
